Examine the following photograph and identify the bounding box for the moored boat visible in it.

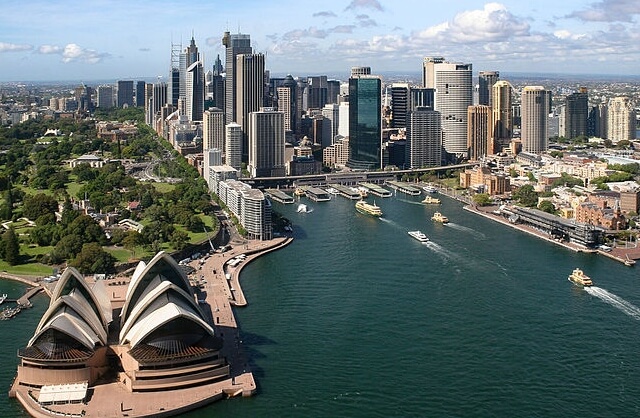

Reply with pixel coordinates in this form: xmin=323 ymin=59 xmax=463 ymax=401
xmin=408 ymin=230 xmax=429 ymax=242
xmin=355 ymin=200 xmax=382 ymax=217
xmin=423 ymin=185 xmax=437 ymax=193
xmin=0 ymin=293 xmax=6 ymax=305
xmin=568 ymin=268 xmax=593 ymax=286
xmin=431 ymin=212 xmax=449 ymax=223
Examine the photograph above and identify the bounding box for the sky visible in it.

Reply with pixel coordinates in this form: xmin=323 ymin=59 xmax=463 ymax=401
xmin=1 ymin=0 xmax=640 ymax=82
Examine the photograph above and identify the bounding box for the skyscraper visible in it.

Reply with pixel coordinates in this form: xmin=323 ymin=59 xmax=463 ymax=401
xmin=236 ymin=53 xmax=265 ymax=159
xmin=423 ymin=59 xmax=473 ymax=157
xmin=186 ymin=61 xmax=204 ymax=122
xmin=478 ymin=71 xmax=499 ymax=106
xmin=136 ymin=81 xmax=146 ymax=107
xmin=149 ymin=82 xmax=167 ymax=128
xmin=491 ymin=80 xmax=513 ymax=154
xmin=203 ymin=107 xmax=225 ymax=151
xmin=408 ymin=87 xmax=435 ymax=112
xmin=390 ymin=83 xmax=409 ymax=129
xmin=307 ymin=76 xmax=328 ymax=109
xmin=467 ymin=105 xmax=492 ymax=161
xmin=521 ymin=86 xmax=551 ymax=154
xmin=408 ymin=106 xmax=442 ymax=168
xmin=277 ymin=75 xmax=297 ymax=136
xmin=179 ymin=36 xmax=200 ymax=104
xmin=117 ymin=80 xmax=134 ymax=108
xmin=222 ymin=31 xmax=252 ymax=124
xmin=607 ymin=97 xmax=636 ymax=142
xmin=248 ymin=108 xmax=285 ymax=177
xmin=225 ymin=122 xmax=243 ymax=171
xmin=96 ymin=85 xmax=114 ymax=109
xmin=563 ymin=88 xmax=588 ymax=139
xmin=347 ymin=74 xmax=382 ymax=170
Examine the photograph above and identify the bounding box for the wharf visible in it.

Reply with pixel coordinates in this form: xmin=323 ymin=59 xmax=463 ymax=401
xmin=386 ymin=181 xmax=421 ymax=196
xmin=265 ymin=188 xmax=294 ymax=204
xmin=304 ymin=186 xmax=332 ymax=202
xmin=359 ymin=182 xmax=392 ymax=198
xmin=328 ymin=184 xmax=361 ymax=200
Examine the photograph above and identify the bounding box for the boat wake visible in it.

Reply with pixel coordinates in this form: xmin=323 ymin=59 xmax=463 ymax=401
xmin=584 ymin=287 xmax=640 ymax=320
xmin=424 ymin=241 xmax=458 ymax=261
xmin=444 ymin=222 xmax=486 ymax=239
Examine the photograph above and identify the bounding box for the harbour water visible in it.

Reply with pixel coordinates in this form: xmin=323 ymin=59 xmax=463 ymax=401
xmin=3 ymin=192 xmax=640 ymax=417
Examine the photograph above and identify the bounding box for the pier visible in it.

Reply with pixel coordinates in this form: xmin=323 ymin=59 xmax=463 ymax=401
xmin=265 ymin=189 xmax=294 ymax=204
xmin=386 ymin=181 xmax=421 ymax=196
xmin=359 ymin=182 xmax=392 ymax=198
xmin=328 ymin=184 xmax=361 ymax=200
xmin=304 ymin=186 xmax=332 ymax=202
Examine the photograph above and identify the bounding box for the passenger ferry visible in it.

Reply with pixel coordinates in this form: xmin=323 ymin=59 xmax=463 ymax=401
xmin=408 ymin=230 xmax=429 ymax=242
xmin=355 ymin=200 xmax=382 ymax=217
xmin=431 ymin=212 xmax=449 ymax=223
xmin=423 ymin=185 xmax=437 ymax=193
xmin=568 ymin=268 xmax=593 ymax=287
xmin=422 ymin=196 xmax=441 ymax=204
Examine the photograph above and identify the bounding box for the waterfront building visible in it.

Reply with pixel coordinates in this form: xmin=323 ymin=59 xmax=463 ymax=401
xmin=217 ymin=179 xmax=272 ymax=240
xmin=117 ymin=80 xmax=134 ymax=108
xmin=467 ymin=105 xmax=492 ymax=161
xmin=491 ymin=80 xmax=513 ymax=154
xmin=346 ymin=74 xmax=382 ymax=170
xmin=459 ymin=166 xmax=510 ymax=195
xmin=96 ymin=85 xmax=114 ymax=109
xmin=408 ymin=106 xmax=441 ymax=168
xmin=521 ymin=86 xmax=551 ymax=154
xmin=248 ymin=108 xmax=285 ymax=178
xmin=186 ymin=61 xmax=205 ymax=122
xmin=478 ymin=71 xmax=499 ymax=107
xmin=223 ymin=31 xmax=252 ymax=124
xmin=423 ymin=58 xmax=473 ymax=157
xmin=575 ymin=199 xmax=626 ymax=230
xmin=236 ymin=53 xmax=265 ymax=158
xmin=607 ymin=97 xmax=636 ymax=143
xmin=322 ymin=136 xmax=350 ymax=168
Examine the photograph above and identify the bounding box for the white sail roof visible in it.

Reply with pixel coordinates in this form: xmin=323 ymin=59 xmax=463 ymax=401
xmin=29 ymin=308 xmax=102 ymax=350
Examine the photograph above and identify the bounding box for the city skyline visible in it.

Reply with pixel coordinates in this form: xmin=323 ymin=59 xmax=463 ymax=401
xmin=2 ymin=0 xmax=640 ymax=81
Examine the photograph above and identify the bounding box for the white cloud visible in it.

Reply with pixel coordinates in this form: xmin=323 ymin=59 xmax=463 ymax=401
xmin=38 ymin=45 xmax=63 ymax=54
xmin=0 ymin=42 xmax=33 ymax=53
xmin=313 ymin=11 xmax=337 ymax=18
xmin=344 ymin=0 xmax=383 ymax=12
xmin=61 ymin=43 xmax=108 ymax=64
xmin=567 ymin=0 xmax=640 ymax=22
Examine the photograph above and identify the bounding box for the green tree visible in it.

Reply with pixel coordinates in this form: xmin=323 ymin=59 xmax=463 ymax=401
xmin=70 ymin=242 xmax=116 ymax=274
xmin=1 ymin=190 xmax=13 ymax=221
xmin=513 ymin=184 xmax=538 ymax=207
xmin=170 ymin=230 xmax=189 ymax=251
xmin=472 ymin=193 xmax=492 ymax=206
xmin=51 ymin=233 xmax=84 ymax=263
xmin=22 ymin=193 xmax=58 ymax=220
xmin=538 ymin=200 xmax=556 ymax=214
xmin=2 ymin=227 xmax=20 ymax=265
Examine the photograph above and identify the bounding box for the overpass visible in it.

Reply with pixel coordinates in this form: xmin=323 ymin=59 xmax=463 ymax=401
xmin=242 ymin=163 xmax=477 ymax=189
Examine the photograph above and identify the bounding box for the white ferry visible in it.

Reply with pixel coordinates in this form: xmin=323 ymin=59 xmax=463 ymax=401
xmin=408 ymin=230 xmax=429 ymax=242
xmin=423 ymin=185 xmax=437 ymax=193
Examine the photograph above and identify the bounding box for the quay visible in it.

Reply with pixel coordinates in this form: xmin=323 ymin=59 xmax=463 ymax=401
xmin=386 ymin=181 xmax=421 ymax=196
xmin=265 ymin=188 xmax=294 ymax=204
xmin=359 ymin=182 xmax=392 ymax=198
xmin=328 ymin=183 xmax=361 ymax=200
xmin=304 ymin=186 xmax=332 ymax=202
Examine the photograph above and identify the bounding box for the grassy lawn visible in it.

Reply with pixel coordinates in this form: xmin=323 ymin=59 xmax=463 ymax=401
xmin=17 ymin=185 xmax=53 ymax=196
xmin=66 ymin=180 xmax=84 ymax=199
xmin=105 ymin=247 xmax=135 ymax=263
xmin=23 ymin=245 xmax=54 ymax=257
xmin=151 ymin=182 xmax=176 ymax=193
xmin=183 ymin=214 xmax=217 ymax=243
xmin=0 ymin=259 xmax=55 ymax=276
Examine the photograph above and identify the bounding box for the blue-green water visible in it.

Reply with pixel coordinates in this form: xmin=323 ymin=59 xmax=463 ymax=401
xmin=3 ymin=193 xmax=640 ymax=417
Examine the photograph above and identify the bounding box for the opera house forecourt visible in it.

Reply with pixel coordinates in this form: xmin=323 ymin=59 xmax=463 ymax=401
xmin=9 ymin=251 xmax=255 ymax=417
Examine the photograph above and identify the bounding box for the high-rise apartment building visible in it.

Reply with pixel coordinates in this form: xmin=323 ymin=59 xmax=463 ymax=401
xmin=186 ymin=61 xmax=204 ymax=122
xmin=478 ymin=71 xmax=499 ymax=106
xmin=203 ymin=107 xmax=225 ymax=151
xmin=236 ymin=53 xmax=265 ymax=159
xmin=225 ymin=122 xmax=243 ymax=171
xmin=467 ymin=105 xmax=492 ymax=161
xmin=347 ymin=75 xmax=382 ymax=170
xmin=117 ymin=80 xmax=134 ymax=108
xmin=423 ymin=59 xmax=473 ymax=156
xmin=607 ymin=97 xmax=636 ymax=142
xmin=562 ymin=88 xmax=588 ymax=139
xmin=588 ymin=103 xmax=607 ymax=138
xmin=248 ymin=108 xmax=285 ymax=177
xmin=521 ymin=86 xmax=551 ymax=154
xmin=96 ymin=85 xmax=114 ymax=109
xmin=408 ymin=106 xmax=442 ymax=168
xmin=222 ymin=31 xmax=252 ymax=124
xmin=491 ymin=80 xmax=513 ymax=154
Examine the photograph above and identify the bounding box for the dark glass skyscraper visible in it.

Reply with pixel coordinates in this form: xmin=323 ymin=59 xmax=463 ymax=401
xmin=347 ymin=75 xmax=381 ymax=170
xmin=564 ymin=89 xmax=588 ymax=139
xmin=222 ymin=31 xmax=252 ymax=124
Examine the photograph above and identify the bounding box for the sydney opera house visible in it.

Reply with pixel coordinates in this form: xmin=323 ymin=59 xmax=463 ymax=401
xmin=10 ymin=251 xmax=239 ymax=417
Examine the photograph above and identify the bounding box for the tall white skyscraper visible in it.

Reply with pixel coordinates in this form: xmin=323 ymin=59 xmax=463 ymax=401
xmin=408 ymin=106 xmax=442 ymax=168
xmin=225 ymin=122 xmax=243 ymax=171
xmin=338 ymin=102 xmax=350 ymax=137
xmin=248 ymin=108 xmax=285 ymax=178
xmin=521 ymin=86 xmax=551 ymax=154
xmin=423 ymin=58 xmax=473 ymax=156
xmin=607 ymin=97 xmax=636 ymax=143
xmin=186 ymin=61 xmax=204 ymax=122
xmin=322 ymin=103 xmax=340 ymax=145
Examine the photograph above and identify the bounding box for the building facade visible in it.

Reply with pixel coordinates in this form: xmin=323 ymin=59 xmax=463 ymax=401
xmin=248 ymin=108 xmax=285 ymax=178
xmin=467 ymin=105 xmax=491 ymax=161
xmin=521 ymin=86 xmax=551 ymax=154
xmin=408 ymin=106 xmax=442 ymax=168
xmin=346 ymin=75 xmax=382 ymax=170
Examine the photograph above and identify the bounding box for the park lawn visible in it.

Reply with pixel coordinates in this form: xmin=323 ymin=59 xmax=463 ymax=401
xmin=66 ymin=180 xmax=84 ymax=199
xmin=17 ymin=184 xmax=53 ymax=197
xmin=0 ymin=259 xmax=55 ymax=276
xmin=182 ymin=214 xmax=217 ymax=243
xmin=105 ymin=247 xmax=135 ymax=263
xmin=151 ymin=182 xmax=176 ymax=193
xmin=23 ymin=245 xmax=54 ymax=257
